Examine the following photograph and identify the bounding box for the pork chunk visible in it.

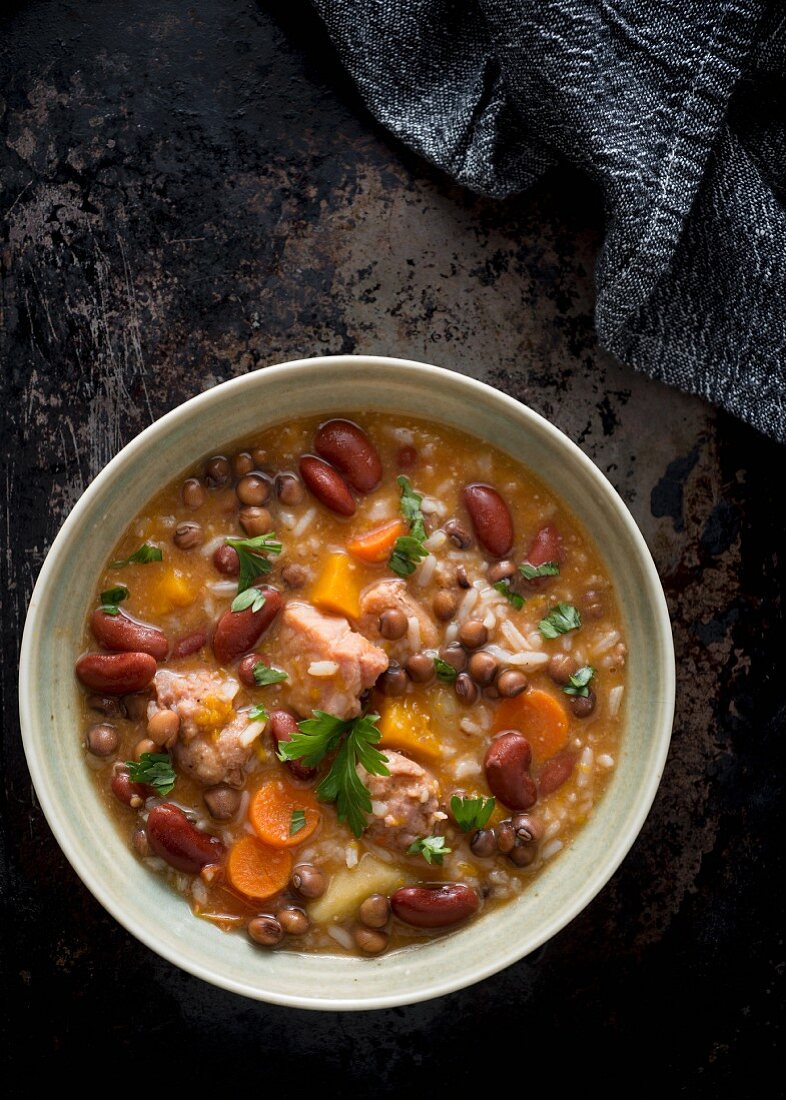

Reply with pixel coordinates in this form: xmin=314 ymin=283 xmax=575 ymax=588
xmin=357 ymin=579 xmax=438 ymax=651
xmin=275 ymin=601 xmax=388 ymax=720
xmin=149 ymin=669 xmax=265 ymax=787
xmin=362 ymin=749 xmax=445 ymax=852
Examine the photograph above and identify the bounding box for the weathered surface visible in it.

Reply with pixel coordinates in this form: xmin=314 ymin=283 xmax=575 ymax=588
xmin=1 ymin=0 xmax=783 ymax=1091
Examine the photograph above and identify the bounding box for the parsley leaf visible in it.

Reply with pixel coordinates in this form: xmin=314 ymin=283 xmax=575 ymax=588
xmin=225 ymin=533 xmax=282 ymax=595
xmin=407 ymin=835 xmax=452 ymax=865
xmin=519 ymin=560 xmax=560 ymax=581
xmin=450 ymin=794 xmax=496 ymax=832
xmin=247 ymin=703 xmax=269 ymax=723
xmin=539 ymin=602 xmax=582 ymax=639
xmin=126 ymin=752 xmax=176 ymax=795
xmin=389 ymin=476 xmax=429 ymax=577
xmin=278 ymin=711 xmax=389 ymax=837
xmin=434 ymin=656 xmax=458 ymax=683
xmin=112 ymin=543 xmax=163 ymax=568
xmin=252 ymin=661 xmax=288 ymax=687
xmin=493 ymin=580 xmax=525 ymax=610
xmin=99 ymin=585 xmax=129 ymax=615
xmin=290 ymin=809 xmax=307 ymax=836
xmin=563 ymin=666 xmax=595 ymax=697
xmin=231 ymin=587 xmax=267 ymax=614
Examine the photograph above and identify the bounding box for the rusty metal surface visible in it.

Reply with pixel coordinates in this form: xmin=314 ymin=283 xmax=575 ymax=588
xmin=1 ymin=1 xmax=783 ymax=1090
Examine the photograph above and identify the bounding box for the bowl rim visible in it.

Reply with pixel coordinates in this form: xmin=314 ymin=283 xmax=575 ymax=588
xmin=19 ymin=353 xmax=675 ymax=1010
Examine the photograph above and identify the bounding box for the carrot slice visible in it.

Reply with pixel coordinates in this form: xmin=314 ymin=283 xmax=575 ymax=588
xmin=226 ymin=836 xmax=293 ymax=900
xmin=249 ymin=777 xmax=321 ymax=848
xmin=347 ymin=518 xmax=407 ymax=563
xmin=491 ymin=689 xmax=569 ymax=764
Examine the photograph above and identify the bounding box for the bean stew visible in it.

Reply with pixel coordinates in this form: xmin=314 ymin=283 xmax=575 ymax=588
xmin=77 ymin=414 xmax=626 ymax=956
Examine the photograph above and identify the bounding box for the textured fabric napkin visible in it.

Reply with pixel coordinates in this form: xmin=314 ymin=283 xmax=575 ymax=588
xmin=313 ymin=1 xmax=786 ymax=442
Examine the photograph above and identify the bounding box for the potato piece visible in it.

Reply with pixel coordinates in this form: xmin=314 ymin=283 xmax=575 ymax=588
xmin=308 ymin=854 xmax=411 ymax=924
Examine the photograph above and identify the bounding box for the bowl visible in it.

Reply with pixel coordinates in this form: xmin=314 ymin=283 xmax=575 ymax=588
xmin=19 ymin=355 xmax=674 ymax=1009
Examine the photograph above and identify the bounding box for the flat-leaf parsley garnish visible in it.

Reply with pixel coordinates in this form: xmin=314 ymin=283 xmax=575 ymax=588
xmin=224 ymin=533 xmax=282 ymax=596
xmin=289 ymin=809 xmax=307 ymax=836
xmin=247 ymin=703 xmax=269 ymax=723
xmin=126 ymin=752 xmax=176 ymax=795
xmin=111 ymin=543 xmax=163 ymax=569
xmin=99 ymin=585 xmax=129 ymax=615
xmin=278 ymin=711 xmax=389 ymax=838
xmin=450 ymin=794 xmax=496 ymax=832
xmin=231 ymin=587 xmax=267 ymax=614
xmin=563 ymin=666 xmax=595 ymax=697
xmin=434 ymin=656 xmax=458 ymax=683
xmin=493 ymin=579 xmax=525 ymax=610
xmin=539 ymin=602 xmax=582 ymax=639
xmin=407 ymin=835 xmax=452 ymax=865
xmin=388 ymin=476 xmax=429 ymax=577
xmin=519 ymin=560 xmax=560 ymax=581
xmin=252 ymin=661 xmax=288 ymax=687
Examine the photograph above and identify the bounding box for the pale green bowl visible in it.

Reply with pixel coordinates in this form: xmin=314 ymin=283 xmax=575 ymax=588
xmin=19 ymin=355 xmax=674 ymax=1010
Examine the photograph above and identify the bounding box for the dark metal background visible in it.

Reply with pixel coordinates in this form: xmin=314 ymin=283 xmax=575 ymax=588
xmin=1 ymin=1 xmax=783 ymax=1090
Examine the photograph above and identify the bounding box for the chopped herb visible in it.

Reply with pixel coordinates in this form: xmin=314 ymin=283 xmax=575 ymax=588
xmin=126 ymin=752 xmax=176 ymax=795
xmin=289 ymin=809 xmax=307 ymax=836
xmin=539 ymin=602 xmax=582 ymax=639
xmin=252 ymin=661 xmax=288 ymax=687
xmin=389 ymin=475 xmax=429 ymax=577
xmin=563 ymin=666 xmax=595 ymax=697
xmin=99 ymin=585 xmax=129 ymax=615
xmin=450 ymin=794 xmax=496 ymax=833
xmin=278 ymin=711 xmax=389 ymax=837
xmin=111 ymin=543 xmax=163 ymax=568
xmin=493 ymin=580 xmax=525 ymax=610
xmin=434 ymin=656 xmax=458 ymax=683
xmin=231 ymin=587 xmax=267 ymax=614
xmin=224 ymin=533 xmax=282 ymax=594
xmin=407 ymin=835 xmax=452 ymax=865
xmin=519 ymin=560 xmax=560 ymax=581
xmin=247 ymin=703 xmax=269 ymax=723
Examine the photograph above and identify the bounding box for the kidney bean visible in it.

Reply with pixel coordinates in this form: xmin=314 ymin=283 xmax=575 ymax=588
xmin=238 ymin=652 xmax=265 ymax=687
xmin=462 ymin=484 xmax=514 ymax=558
xmin=212 ymin=587 xmax=282 ymax=664
xmin=146 ymin=803 xmax=226 ymax=873
xmin=484 ymin=730 xmax=538 ymax=811
xmin=213 ymin=544 xmax=240 ymax=576
xmin=89 ymin=611 xmax=169 ymax=660
xmin=391 ymin=883 xmax=480 ymax=929
xmin=527 ymin=523 xmax=565 ymax=566
xmin=90 ymin=610 xmax=168 ymax=660
xmin=313 ymin=419 xmax=382 ymax=493
xmin=110 ymin=769 xmax=147 ymax=807
xmin=269 ymin=708 xmax=316 ymax=782
xmin=172 ymin=630 xmax=208 ymax=659
xmin=538 ymin=752 xmax=577 ymax=796
xmin=299 ymin=456 xmax=356 ymax=516
xmin=76 ymin=652 xmax=157 ymax=696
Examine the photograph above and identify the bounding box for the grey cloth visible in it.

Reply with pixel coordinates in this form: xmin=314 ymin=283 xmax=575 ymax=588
xmin=312 ymin=0 xmax=786 ymax=441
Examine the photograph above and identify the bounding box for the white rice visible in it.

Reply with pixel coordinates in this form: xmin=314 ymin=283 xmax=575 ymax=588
xmin=206 ymin=579 xmax=238 ymax=596
xmin=597 ymin=753 xmax=615 ymax=768
xmin=501 ymin=619 xmax=529 ymax=651
xmin=591 ymin=629 xmax=621 ymax=656
xmin=277 ymin=509 xmax=297 ymax=530
xmin=293 ymin=507 xmax=316 ymax=537
xmin=459 ymin=718 xmax=482 ymax=736
xmin=201 ymin=534 xmax=229 ymax=557
xmin=327 ymin=925 xmax=355 ymax=950
xmin=423 ymin=529 xmax=447 ymax=552
xmin=452 ymin=755 xmax=482 ymax=778
xmin=417 ymin=554 xmax=438 ymax=587
xmin=407 ymin=615 xmax=422 ymax=650
xmin=390 ymin=426 xmax=414 ymax=444
xmin=544 ymin=819 xmax=561 ymax=840
xmin=367 ymin=498 xmax=394 ymax=521
xmin=608 ymin=685 xmax=625 ymax=717
xmin=420 ymin=496 xmax=447 ymax=518
xmin=482 ymin=609 xmax=496 ymax=630
xmin=345 ymin=844 xmax=359 ymax=869
xmin=309 ymin=660 xmax=339 ymax=677
xmin=238 ymin=719 xmax=266 ymax=748
xmin=506 ymin=650 xmax=549 ymax=670
xmin=444 ymin=622 xmax=459 ymax=642
xmin=191 ymin=878 xmax=209 ymax=905
xmin=541 ymin=839 xmax=564 ymax=861
xmin=458 ymin=586 xmax=479 ymax=620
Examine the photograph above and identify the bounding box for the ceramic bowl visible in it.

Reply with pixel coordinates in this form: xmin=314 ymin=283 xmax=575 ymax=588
xmin=19 ymin=355 xmax=674 ymax=1009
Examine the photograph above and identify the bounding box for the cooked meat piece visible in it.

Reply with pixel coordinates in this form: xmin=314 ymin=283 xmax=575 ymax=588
xmin=362 ymin=750 xmax=445 ymax=853
xmin=357 ymin=579 xmax=438 ymax=651
xmin=149 ymin=669 xmax=264 ymax=786
xmin=275 ymin=601 xmax=389 ymax=720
